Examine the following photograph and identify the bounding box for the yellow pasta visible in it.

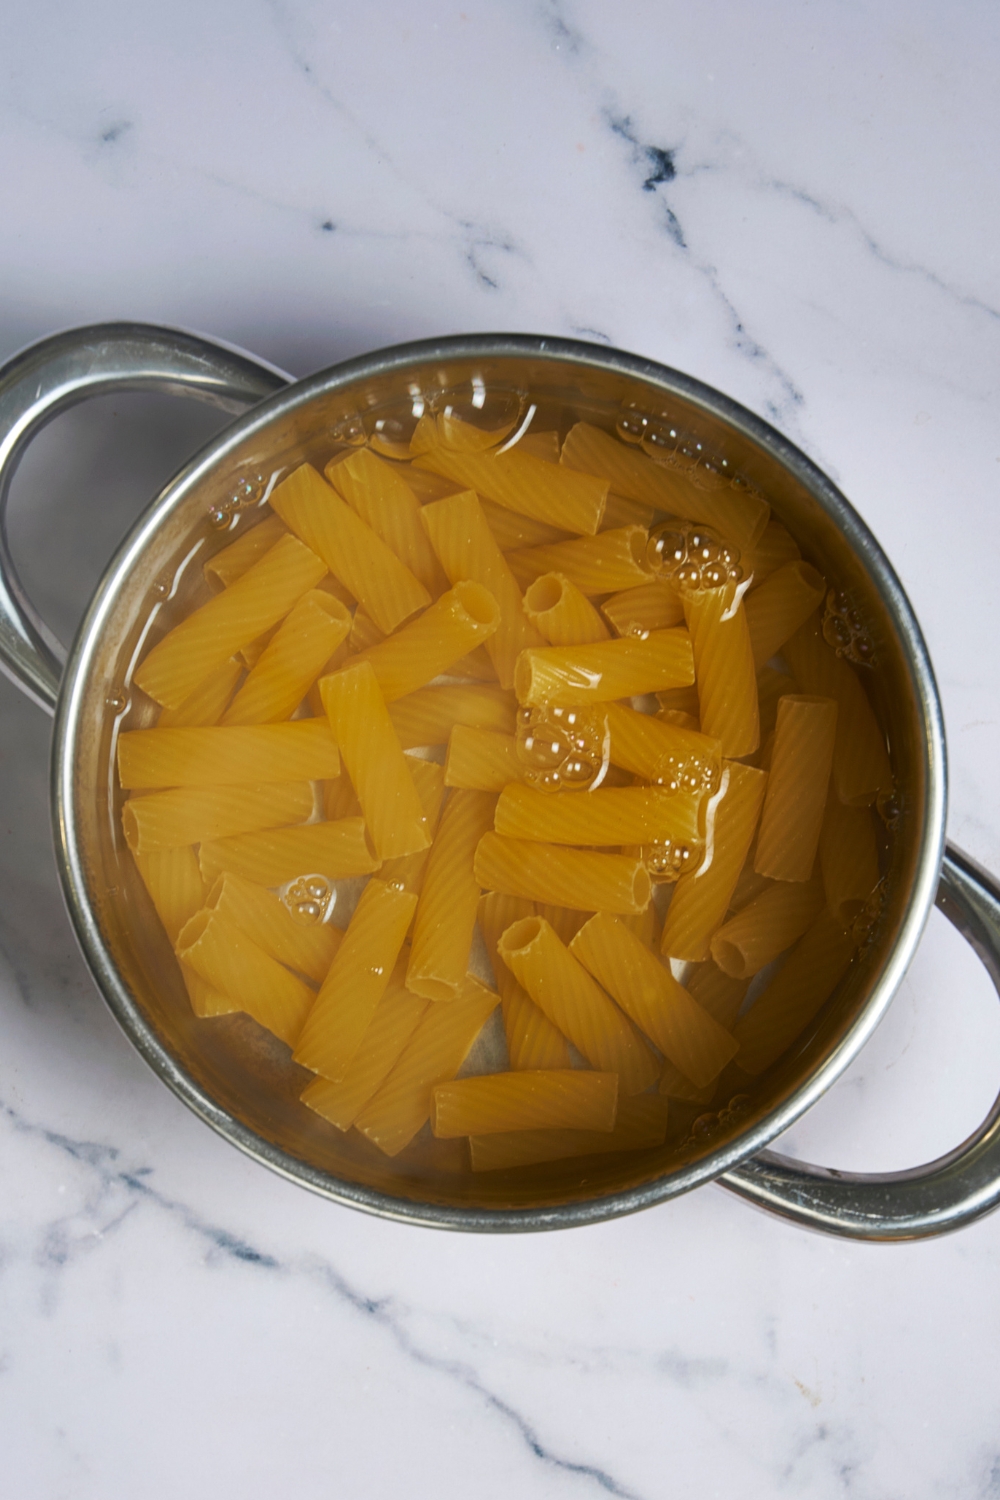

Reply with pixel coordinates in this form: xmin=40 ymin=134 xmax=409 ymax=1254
xmin=660 ymin=762 xmax=768 ymax=960
xmin=601 ymin=580 xmax=685 ymax=637
xmin=444 ymin=726 xmax=522 ymax=791
xmin=570 ymin=912 xmax=739 ymax=1086
xmin=133 ymin=845 xmax=207 ymax=943
xmin=300 ymin=958 xmax=429 ymax=1129
xmin=269 ymin=463 xmax=430 ymax=633
xmin=557 ymin=420 xmax=670 ymax=520
xmin=727 ymin=854 xmax=773 ymax=914
xmin=783 ymin=615 xmax=892 ymax=806
xmin=323 ymin=773 xmax=360 ymax=822
xmin=419 ymin=491 xmax=544 ymax=689
xmin=478 ymin=892 xmax=571 ymax=1071
xmin=514 ymin=629 xmax=694 ymax=707
xmin=238 ymin=626 xmax=278 ymax=671
xmin=522 ymin=573 xmax=610 ymax=646
xmin=205 ymin=871 xmax=343 ymax=984
xmin=710 ymin=878 xmax=826 ymax=978
xmin=181 ymin=961 xmax=240 ymax=1019
xmin=733 ymin=910 xmax=857 ymax=1074
xmin=756 ymin=665 xmax=797 ymax=740
xmin=199 ymin=818 xmax=379 ymax=888
xmin=348 ymin=609 xmax=384 ymax=653
xmin=475 ymin=833 xmax=650 ymax=915
xmin=604 ymin=701 xmax=720 ymax=787
xmin=320 ymin=661 xmax=431 ymax=860
xmin=203 ymin=513 xmax=288 ymax=588
xmin=744 ymin=561 xmax=826 ymax=671
xmin=292 ymin=879 xmax=418 ymax=1081
xmin=497 ymin=917 xmax=659 ymax=1095
xmin=517 ymin=430 xmax=562 ymax=463
xmin=353 ymin=974 xmax=499 ymax=1156
xmin=176 ymin=906 xmax=314 ymax=1046
xmin=478 ymin=498 xmax=569 ymax=552
xmin=495 ymin=782 xmax=703 ymax=848
xmin=684 ymin=581 xmax=760 ymax=757
xmin=506 ymin=527 xmax=654 ymax=594
xmin=744 ymin=519 xmax=801 ymax=587
xmin=220 ymin=590 xmax=351 ymax=725
xmin=533 ymin=903 xmax=591 ymax=945
xmin=820 ymin=796 xmax=880 ymax=925
xmin=123 ymin=781 xmax=313 ymax=854
xmin=378 ymin=757 xmax=447 ymax=897
xmin=431 ymin=1070 xmax=618 ymax=1137
xmin=415 ymin=445 xmax=607 ymax=535
xmin=158 ymin=658 xmax=242 ymax=728
xmin=407 ymin=790 xmax=498 ymax=1002
xmin=117 ymin=719 xmax=340 ymax=789
xmin=685 ymin=961 xmax=750 ymax=1030
xmin=645 ymin=462 xmax=770 ymax=555
xmin=617 ymin=902 xmax=660 ymax=949
xmin=353 ymin=581 xmax=501 ymax=702
xmin=401 ymin=462 xmax=464 ymax=504
xmin=755 ymin=695 xmax=838 ymax=881
xmin=135 ymin=533 xmax=327 ymax=710
xmin=447 ymin=644 xmax=499 ymax=682
xmin=325 ymin=447 xmax=448 ymax=594
xmin=387 ymin=683 xmax=517 ymax=748
xmin=469 ymin=1095 xmax=670 ymax=1172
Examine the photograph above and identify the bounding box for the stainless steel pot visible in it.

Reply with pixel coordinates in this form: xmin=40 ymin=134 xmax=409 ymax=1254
xmin=3 ymin=321 xmax=999 ymax=1241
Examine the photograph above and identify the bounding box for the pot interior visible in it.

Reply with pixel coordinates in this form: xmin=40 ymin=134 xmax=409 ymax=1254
xmin=59 ymin=344 xmax=942 ymax=1223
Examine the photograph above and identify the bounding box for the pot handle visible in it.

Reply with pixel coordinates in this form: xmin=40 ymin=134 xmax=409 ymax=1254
xmin=720 ymin=842 xmax=1000 ymax=1240
xmin=0 ymin=322 xmax=290 ymax=714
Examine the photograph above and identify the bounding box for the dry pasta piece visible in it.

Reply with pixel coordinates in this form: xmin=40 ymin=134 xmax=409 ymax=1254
xmin=378 ymin=757 xmax=447 ymax=897
xmin=205 ymin=871 xmax=342 ymax=984
xmin=415 ymin=446 xmax=607 ymax=535
xmin=604 ymin=701 xmax=720 ymax=787
xmin=475 ymin=833 xmax=650 ymax=914
xmin=522 ymin=573 xmax=610 ymax=646
xmin=756 ymin=665 xmax=797 ymax=740
xmin=505 ymin=527 xmax=653 ymax=594
xmin=601 ymin=581 xmax=685 ymax=637
xmin=133 ymin=845 xmax=206 ymax=943
xmin=420 ymin=492 xmax=544 ymax=689
xmin=431 ymin=1070 xmax=618 ymax=1137
xmin=407 ymin=790 xmax=498 ymax=1002
xmin=660 ymin=762 xmax=768 ymax=961
xmin=497 ymin=917 xmax=659 ymax=1095
xmin=220 ymin=590 xmax=351 ymax=725
xmin=744 ymin=561 xmax=826 ymax=671
xmin=269 ymin=463 xmax=430 ymax=634
xmin=444 ymin=726 xmax=522 ymax=791
xmin=300 ymin=960 xmax=429 ymax=1129
xmin=820 ymin=797 xmax=880 ymax=925
xmin=387 ymin=683 xmax=516 ymax=748
xmin=203 ymin=513 xmax=288 ymax=588
xmin=783 ymin=615 xmax=892 ymax=806
xmin=744 ymin=519 xmax=801 ymax=587
xmin=733 ymin=910 xmax=857 ymax=1074
xmin=534 ymin=903 xmax=590 ymax=945
xmin=571 ymin=912 xmax=739 ymax=1086
xmin=325 ymin=447 xmax=448 ymax=595
xmin=755 ymin=695 xmax=838 ymax=881
xmin=293 ymin=879 xmax=418 ymax=1081
xmin=353 ymin=581 xmax=500 ymax=702
xmin=684 ymin=581 xmax=760 ymax=758
xmin=495 ymin=782 xmax=703 ymax=848
xmin=181 ymin=961 xmax=240 ymax=1018
xmin=158 ymin=658 xmax=242 ymax=728
xmin=117 ymin=720 xmax=340 ymax=789
xmin=176 ymin=907 xmax=314 ymax=1046
xmin=353 ymin=975 xmax=499 ymax=1156
xmin=710 ymin=878 xmax=826 ymax=978
xmin=469 ymin=1095 xmax=670 ymax=1171
xmin=559 ymin=421 xmax=673 ymax=518
xmin=199 ymin=818 xmax=379 ymax=887
xmin=135 ymin=534 xmax=327 ymax=709
xmin=123 ymin=781 xmax=312 ymax=854
xmin=514 ymin=629 xmax=694 ymax=707
xmin=478 ymin=892 xmax=571 ymax=1071
xmin=321 ymin=660 xmax=431 ymax=860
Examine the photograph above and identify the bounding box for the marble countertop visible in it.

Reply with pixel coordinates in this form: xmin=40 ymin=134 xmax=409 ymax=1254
xmin=3 ymin=3 xmax=1000 ymax=1495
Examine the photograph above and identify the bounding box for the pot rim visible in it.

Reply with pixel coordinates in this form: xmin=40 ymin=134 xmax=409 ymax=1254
xmin=51 ymin=332 xmax=948 ymax=1231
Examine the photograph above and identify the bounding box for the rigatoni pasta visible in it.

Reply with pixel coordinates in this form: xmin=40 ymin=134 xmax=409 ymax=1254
xmin=754 ymin=696 xmax=838 ymax=881
xmin=522 ymin=572 xmax=610 ymax=646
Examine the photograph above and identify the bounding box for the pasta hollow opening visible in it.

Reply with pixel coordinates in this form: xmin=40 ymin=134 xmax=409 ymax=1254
xmin=499 ymin=915 xmax=544 ymax=956
xmin=452 ymin=579 xmax=501 ymax=629
xmin=524 ymin=574 xmax=565 ymax=614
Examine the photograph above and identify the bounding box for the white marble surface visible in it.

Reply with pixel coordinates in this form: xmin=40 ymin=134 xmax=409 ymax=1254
xmin=3 ymin=2 xmax=1000 ymax=1495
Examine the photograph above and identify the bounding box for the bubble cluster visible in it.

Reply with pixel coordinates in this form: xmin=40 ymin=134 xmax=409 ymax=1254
xmin=646 ymin=522 xmax=742 ymax=592
xmin=822 ymin=588 xmax=875 ymax=667
xmin=637 ymin=838 xmax=701 ymax=883
xmin=681 ymin=1094 xmax=752 ymax=1150
xmin=282 ymin=874 xmax=335 ymax=925
xmin=208 ymin=471 xmax=266 ymax=529
xmin=368 ymin=413 xmax=419 ymax=460
xmin=329 ymin=412 xmax=367 ymax=447
xmin=515 ymin=705 xmax=610 ymax=792
xmin=615 ymin=405 xmax=763 ymax=502
xmin=651 ymin=748 xmax=720 ymax=797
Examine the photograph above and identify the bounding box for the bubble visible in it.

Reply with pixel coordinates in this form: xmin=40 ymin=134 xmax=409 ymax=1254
xmin=647 ymin=521 xmax=742 ymax=593
xmin=152 ymin=579 xmax=170 ymax=597
xmin=876 ymin=786 xmax=902 ymax=828
xmin=208 ymin=504 xmax=232 ymax=529
xmin=639 ymin=423 xmax=678 ymax=460
xmin=690 ymin=1112 xmax=720 ymax=1141
xmin=727 ymin=1093 xmax=752 ymax=1118
xmin=615 ymin=408 xmax=648 ymax=444
xmin=639 ymin=838 xmax=700 ymax=882
xmin=330 ymin=413 xmax=367 ymax=447
xmin=106 ymin=690 xmax=128 ymax=712
xmin=516 ymin=705 xmax=609 ymax=792
xmin=822 ymin=587 xmax=875 ymax=668
xmin=282 ymin=873 xmax=335 ymax=925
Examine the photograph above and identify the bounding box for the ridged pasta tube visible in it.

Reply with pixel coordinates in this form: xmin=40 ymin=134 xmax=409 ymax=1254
xmin=733 ymin=910 xmax=856 ymax=1074
xmin=176 ymin=906 xmax=314 ymax=1047
xmin=475 ymin=833 xmax=651 ymax=915
xmin=710 ymin=879 xmax=826 ymax=978
xmin=326 ymin=446 xmax=448 ymax=594
xmin=601 ymin=581 xmax=685 ymax=637
xmin=468 ymin=1095 xmax=670 ymax=1172
xmin=604 ymin=701 xmax=721 ymax=787
xmin=203 ymin=513 xmax=287 ymax=588
xmin=158 ymin=658 xmax=242 ymax=728
xmin=354 ymin=581 xmax=501 ymax=702
xmin=431 ymin=1071 xmax=618 ymax=1137
xmin=783 ymin=615 xmax=891 ymax=806
xmin=123 ymin=781 xmax=313 ymax=854
xmin=444 ymin=726 xmax=522 ymax=791
xmin=199 ymin=818 xmax=379 ymax=887
xmin=684 ymin=582 xmax=760 ymax=757
xmin=522 ymin=573 xmax=610 ymax=646
xmin=744 ymin=561 xmax=826 ymax=671
xmin=407 ymin=790 xmax=498 ymax=1002
xmin=221 ymin=590 xmax=351 ymax=725
xmin=755 ymin=696 xmax=838 ymax=882
xmin=478 ymin=892 xmax=571 ymax=1071
xmin=387 ymin=684 xmax=516 ymax=748
xmin=820 ymin=797 xmax=880 ymax=925
xmin=206 ymin=871 xmax=343 ymax=985
xmin=133 ymin=845 xmax=206 ymax=943
xmin=514 ymin=629 xmax=695 ymax=707
xmin=415 ymin=446 xmax=607 ymax=535
xmin=506 ymin=527 xmax=654 ymax=595
xmin=117 ymin=720 xmax=340 ymax=789
xmin=495 ymin=782 xmax=703 ymax=848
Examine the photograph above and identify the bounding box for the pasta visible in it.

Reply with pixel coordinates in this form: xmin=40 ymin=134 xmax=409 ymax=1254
xmin=469 ymin=1095 xmax=670 ymax=1172
xmin=684 ymin=581 xmax=759 ymax=757
xmin=754 ymin=696 xmax=838 ymax=881
xmin=387 ymin=683 xmax=517 ymax=748
xmin=744 ymin=560 xmax=826 ymax=671
xmin=820 ymin=796 xmax=880 ymax=925
xmin=199 ymin=818 xmax=379 ymax=888
xmin=157 ymin=658 xmax=242 ymax=728
xmin=494 ymin=782 xmax=703 ymax=848
xmin=269 ymin=463 xmax=430 ymax=633
xmin=117 ymin=720 xmax=340 ymax=789
xmin=206 ymin=871 xmax=343 ymax=984
xmin=497 ymin=917 xmax=659 ymax=1095
xmin=601 ymin=580 xmax=685 ymax=637
xmin=123 ymin=781 xmax=313 ymax=854
xmin=220 ymin=590 xmax=351 ymax=725
xmin=325 ymin=446 xmax=448 ymax=594
xmin=710 ymin=878 xmax=826 ymax=978
xmin=478 ymin=892 xmax=572 ymax=1071
xmin=407 ymin=790 xmax=498 ymax=1002
xmin=378 ymin=756 xmax=447 ymax=897
xmin=176 ymin=906 xmax=315 ymax=1046
xmin=444 ymin=726 xmax=522 ymax=792
xmin=743 ymin=519 xmax=801 ymax=586
xmin=431 ymin=1071 xmax=618 ymax=1137
xmin=181 ymin=961 xmax=240 ymax=1019
xmin=559 ymin=422 xmax=662 ymax=518
xmin=474 ymin=833 xmax=651 ymax=915
xmin=604 ymin=701 xmax=720 ymax=786
xmin=732 ymin=910 xmax=857 ymax=1074
xmin=353 ymin=581 xmax=501 ymax=701
xmin=204 ymin=513 xmax=288 ymax=588
xmin=515 ymin=629 xmax=695 ymax=707
xmin=505 ymin=527 xmax=654 ymax=594
xmin=478 ymin=498 xmax=569 ymax=551
xmin=415 ymin=445 xmax=607 ymax=535
xmin=133 ymin=845 xmax=206 ymax=943
xmin=522 ymin=573 xmax=610 ymax=646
